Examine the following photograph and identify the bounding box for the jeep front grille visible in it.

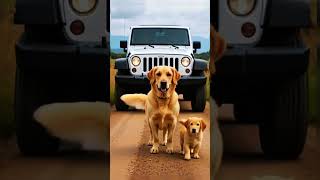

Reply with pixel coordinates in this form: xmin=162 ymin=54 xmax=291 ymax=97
xmin=143 ymin=57 xmax=179 ymax=72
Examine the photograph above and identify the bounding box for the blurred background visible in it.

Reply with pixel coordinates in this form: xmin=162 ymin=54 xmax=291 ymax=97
xmin=0 ymin=0 xmax=22 ymax=139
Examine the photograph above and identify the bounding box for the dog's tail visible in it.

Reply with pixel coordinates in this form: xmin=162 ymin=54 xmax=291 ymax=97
xmin=120 ymin=94 xmax=147 ymax=110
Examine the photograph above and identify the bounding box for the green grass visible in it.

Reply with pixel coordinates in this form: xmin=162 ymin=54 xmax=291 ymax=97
xmin=0 ymin=2 xmax=22 ymax=138
xmin=0 ymin=93 xmax=14 ymax=138
xmin=110 ymin=59 xmax=116 ymax=105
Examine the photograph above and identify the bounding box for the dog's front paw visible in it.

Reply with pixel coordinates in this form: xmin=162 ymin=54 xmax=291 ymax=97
xmin=184 ymin=154 xmax=191 ymax=160
xmin=161 ymin=141 xmax=167 ymax=146
xmin=193 ymin=154 xmax=200 ymax=159
xmin=166 ymin=147 xmax=174 ymax=154
xmin=147 ymin=140 xmax=154 ymax=146
xmin=150 ymin=146 xmax=159 ymax=154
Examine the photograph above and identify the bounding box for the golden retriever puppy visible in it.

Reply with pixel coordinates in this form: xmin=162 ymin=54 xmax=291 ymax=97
xmin=210 ymin=25 xmax=227 ymax=178
xmin=34 ymin=102 xmax=109 ymax=152
xmin=121 ymin=66 xmax=181 ymax=154
xmin=179 ymin=117 xmax=206 ymax=160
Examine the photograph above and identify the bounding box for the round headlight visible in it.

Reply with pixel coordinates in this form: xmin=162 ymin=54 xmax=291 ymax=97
xmin=69 ymin=0 xmax=97 ymax=14
xmin=181 ymin=57 xmax=191 ymax=67
xmin=131 ymin=56 xmax=141 ymax=66
xmin=228 ymin=0 xmax=256 ymax=16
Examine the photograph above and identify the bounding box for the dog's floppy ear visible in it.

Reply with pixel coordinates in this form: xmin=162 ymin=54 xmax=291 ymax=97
xmin=147 ymin=67 xmax=158 ymax=84
xmin=210 ymin=25 xmax=226 ymax=74
xmin=171 ymin=67 xmax=181 ymax=85
xmin=201 ymin=120 xmax=207 ymax=131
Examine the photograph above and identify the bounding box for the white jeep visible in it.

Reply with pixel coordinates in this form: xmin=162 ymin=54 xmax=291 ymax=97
xmin=114 ymin=25 xmax=208 ymax=112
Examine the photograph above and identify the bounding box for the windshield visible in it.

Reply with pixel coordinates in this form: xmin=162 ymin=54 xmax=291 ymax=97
xmin=130 ymin=28 xmax=190 ymax=46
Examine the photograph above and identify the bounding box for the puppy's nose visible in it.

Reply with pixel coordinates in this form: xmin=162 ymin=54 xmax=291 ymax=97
xmin=192 ymin=129 xmax=196 ymax=133
xmin=160 ymin=81 xmax=167 ymax=89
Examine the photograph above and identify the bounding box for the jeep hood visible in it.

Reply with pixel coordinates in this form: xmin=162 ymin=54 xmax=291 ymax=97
xmin=129 ymin=46 xmax=192 ymax=55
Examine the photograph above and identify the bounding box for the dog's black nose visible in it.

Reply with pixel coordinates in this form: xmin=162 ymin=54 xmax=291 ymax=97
xmin=192 ymin=129 xmax=196 ymax=133
xmin=160 ymin=81 xmax=167 ymax=89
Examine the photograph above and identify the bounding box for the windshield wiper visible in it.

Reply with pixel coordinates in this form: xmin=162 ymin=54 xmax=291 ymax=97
xmin=170 ymin=44 xmax=179 ymax=49
xmin=148 ymin=44 xmax=155 ymax=48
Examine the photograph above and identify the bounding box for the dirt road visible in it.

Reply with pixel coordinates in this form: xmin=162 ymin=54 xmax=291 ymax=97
xmin=0 ymin=141 xmax=108 ymax=180
xmin=110 ymin=101 xmax=210 ymax=180
xmin=0 ymin=104 xmax=319 ymax=180
xmin=217 ymin=105 xmax=320 ymax=180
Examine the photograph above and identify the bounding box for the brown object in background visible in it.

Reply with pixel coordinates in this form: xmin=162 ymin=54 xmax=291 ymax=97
xmin=210 ymin=26 xmax=227 ymax=75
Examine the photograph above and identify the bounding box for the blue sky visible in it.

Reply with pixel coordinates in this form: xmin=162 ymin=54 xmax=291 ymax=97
xmin=110 ymin=0 xmax=210 ymax=39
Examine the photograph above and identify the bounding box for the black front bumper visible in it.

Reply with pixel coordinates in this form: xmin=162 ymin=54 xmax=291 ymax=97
xmin=15 ymin=35 xmax=109 ymax=103
xmin=215 ymin=47 xmax=309 ymax=75
xmin=212 ymin=46 xmax=309 ymax=103
xmin=115 ymin=75 xmax=207 ymax=94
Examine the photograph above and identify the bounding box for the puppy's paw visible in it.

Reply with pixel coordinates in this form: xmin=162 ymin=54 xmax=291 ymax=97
xmin=184 ymin=155 xmax=191 ymax=160
xmin=147 ymin=140 xmax=153 ymax=146
xmin=166 ymin=147 xmax=174 ymax=154
xmin=161 ymin=141 xmax=167 ymax=146
xmin=190 ymin=149 xmax=194 ymax=154
xmin=150 ymin=146 xmax=159 ymax=154
xmin=193 ymin=154 xmax=200 ymax=159
xmin=180 ymin=150 xmax=185 ymax=155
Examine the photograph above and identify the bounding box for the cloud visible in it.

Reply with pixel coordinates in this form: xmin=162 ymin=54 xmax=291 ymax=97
xmin=111 ymin=0 xmax=145 ymax=19
xmin=110 ymin=0 xmax=210 ymax=38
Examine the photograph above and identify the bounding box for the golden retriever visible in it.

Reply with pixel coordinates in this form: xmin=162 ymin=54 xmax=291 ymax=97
xmin=210 ymin=25 xmax=227 ymax=178
xmin=121 ymin=66 xmax=181 ymax=154
xmin=179 ymin=117 xmax=206 ymax=160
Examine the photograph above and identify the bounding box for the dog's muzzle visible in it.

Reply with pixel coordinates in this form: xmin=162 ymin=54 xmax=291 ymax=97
xmin=159 ymin=81 xmax=169 ymax=93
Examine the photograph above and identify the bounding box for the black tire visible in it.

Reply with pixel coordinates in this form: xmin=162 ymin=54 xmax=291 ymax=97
xmin=233 ymin=102 xmax=261 ymax=123
xmin=191 ymin=85 xmax=206 ymax=112
xmin=15 ymin=68 xmax=60 ymax=156
xmin=115 ymin=83 xmax=129 ymax=111
xmin=259 ymin=74 xmax=308 ymax=159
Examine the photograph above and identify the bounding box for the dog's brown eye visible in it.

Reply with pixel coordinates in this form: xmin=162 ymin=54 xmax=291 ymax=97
xmin=156 ymin=72 xmax=161 ymax=76
xmin=191 ymin=123 xmax=193 ymax=125
xmin=167 ymin=73 xmax=172 ymax=76
xmin=197 ymin=123 xmax=200 ymax=126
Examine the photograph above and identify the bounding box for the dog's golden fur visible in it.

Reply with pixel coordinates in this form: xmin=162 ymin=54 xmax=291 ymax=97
xmin=210 ymin=25 xmax=226 ymax=178
xmin=121 ymin=66 xmax=181 ymax=154
xmin=34 ymin=102 xmax=109 ymax=152
xmin=179 ymin=117 xmax=206 ymax=160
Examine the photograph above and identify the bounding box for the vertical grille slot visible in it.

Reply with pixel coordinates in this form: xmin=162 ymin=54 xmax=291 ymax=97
xmin=175 ymin=58 xmax=179 ymax=71
xmin=154 ymin=57 xmax=158 ymax=67
xmin=170 ymin=58 xmax=173 ymax=67
xmin=143 ymin=58 xmax=147 ymax=72
xmin=148 ymin=57 xmax=152 ymax=71
xmin=165 ymin=58 xmax=168 ymax=66
xmin=159 ymin=58 xmax=163 ymax=66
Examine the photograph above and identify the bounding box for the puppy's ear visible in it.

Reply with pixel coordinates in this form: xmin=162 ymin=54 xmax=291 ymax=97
xmin=179 ymin=119 xmax=187 ymax=125
xmin=171 ymin=67 xmax=181 ymax=85
xmin=179 ymin=119 xmax=189 ymax=128
xmin=201 ymin=120 xmax=207 ymax=131
xmin=147 ymin=67 xmax=158 ymax=84
xmin=210 ymin=25 xmax=226 ymax=74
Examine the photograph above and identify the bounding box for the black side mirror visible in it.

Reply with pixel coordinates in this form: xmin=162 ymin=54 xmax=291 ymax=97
xmin=193 ymin=41 xmax=201 ymax=49
xmin=193 ymin=41 xmax=201 ymax=53
xmin=120 ymin=40 xmax=127 ymax=52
